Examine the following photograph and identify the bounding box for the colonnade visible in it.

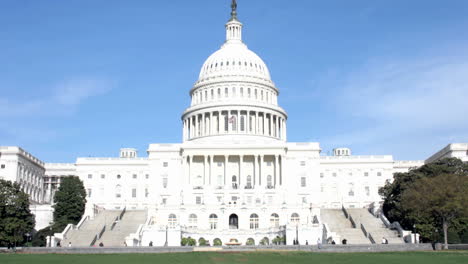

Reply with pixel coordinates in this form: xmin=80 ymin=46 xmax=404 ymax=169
xmin=182 ymin=154 xmax=284 ymax=190
xmin=183 ymin=110 xmax=286 ymax=141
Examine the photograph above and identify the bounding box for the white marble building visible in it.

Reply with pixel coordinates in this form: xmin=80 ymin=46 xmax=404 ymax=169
xmin=1 ymin=2 xmax=467 ymax=246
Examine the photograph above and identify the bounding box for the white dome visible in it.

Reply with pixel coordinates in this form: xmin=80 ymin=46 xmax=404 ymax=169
xmin=198 ymin=42 xmax=271 ymax=82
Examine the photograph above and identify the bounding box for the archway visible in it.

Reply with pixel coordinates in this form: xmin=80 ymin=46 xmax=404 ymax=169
xmin=229 ymin=214 xmax=238 ymax=229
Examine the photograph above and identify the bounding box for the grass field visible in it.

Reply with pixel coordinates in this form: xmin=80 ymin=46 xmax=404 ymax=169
xmin=1 ymin=251 xmax=467 ymax=264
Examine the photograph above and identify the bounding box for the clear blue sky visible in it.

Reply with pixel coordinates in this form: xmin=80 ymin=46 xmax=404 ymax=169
xmin=1 ymin=0 xmax=468 ymax=163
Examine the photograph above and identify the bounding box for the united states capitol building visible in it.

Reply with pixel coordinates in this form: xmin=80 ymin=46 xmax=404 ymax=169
xmin=1 ymin=2 xmax=467 ymax=247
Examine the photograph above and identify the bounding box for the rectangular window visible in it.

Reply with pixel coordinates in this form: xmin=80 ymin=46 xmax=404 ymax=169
xmin=145 ymin=188 xmax=149 ymax=198
xmin=217 ymin=196 xmax=223 ymax=203
xmin=247 ymin=196 xmax=252 ymax=204
xmin=377 ymin=172 xmax=382 ymax=176
xmin=1 ymin=164 xmax=5 ymax=169
xmin=132 ymin=188 xmax=137 ymax=198
xmin=87 ymin=188 xmax=92 ymax=198
xmin=332 ymin=172 xmax=337 ymax=177
xmin=163 ymin=177 xmax=168 ymax=188
xmin=101 ymin=174 xmax=105 ymax=179
xmin=365 ymin=186 xmax=370 ymax=196
xmin=145 ymin=174 xmax=149 ymax=179
xmin=217 ymin=162 xmax=222 ymax=167
xmin=162 ymin=198 xmax=167 ymax=205
xmin=163 ymin=162 xmax=168 ymax=167
xmin=300 ymin=161 xmax=306 ymax=166
xmin=88 ymin=174 xmax=93 ymax=179
xmin=302 ymin=197 xmax=307 ymax=204
xmin=320 ymin=173 xmax=324 ymax=178
xmin=267 ymin=161 xmax=272 ymax=166
xmin=133 ymin=174 xmax=137 ymax=179
xmin=196 ymin=196 xmax=202 ymax=205
xmin=364 ymin=172 xmax=369 ymax=177
xmin=301 ymin=177 xmax=306 ymax=187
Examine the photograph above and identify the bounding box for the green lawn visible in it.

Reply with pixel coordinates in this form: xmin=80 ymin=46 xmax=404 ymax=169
xmin=0 ymin=251 xmax=467 ymax=264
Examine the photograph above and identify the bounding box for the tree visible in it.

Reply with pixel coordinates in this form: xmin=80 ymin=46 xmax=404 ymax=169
xmin=379 ymin=157 xmax=468 ymax=241
xmin=213 ymin=238 xmax=222 ymax=246
xmin=52 ymin=176 xmax=87 ymax=231
xmin=0 ymin=179 xmax=35 ymax=247
xmin=401 ymin=173 xmax=468 ymax=249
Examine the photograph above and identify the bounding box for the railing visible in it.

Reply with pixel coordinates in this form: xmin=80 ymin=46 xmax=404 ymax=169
xmin=98 ymin=225 xmax=106 ymax=240
xmin=119 ymin=207 xmax=126 ymax=221
xmin=76 ymin=215 xmax=89 ymax=230
xmin=360 ymin=223 xmax=376 ymax=244
xmin=342 ymin=205 xmax=356 ymax=228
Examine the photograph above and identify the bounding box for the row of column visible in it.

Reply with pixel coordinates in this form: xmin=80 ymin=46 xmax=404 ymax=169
xmin=183 ymin=110 xmax=286 ymax=141
xmin=181 ymin=155 xmax=284 ymax=189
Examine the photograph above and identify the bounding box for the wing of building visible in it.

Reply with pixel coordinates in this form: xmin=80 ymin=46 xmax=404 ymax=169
xmin=1 ymin=2 xmax=467 ymax=247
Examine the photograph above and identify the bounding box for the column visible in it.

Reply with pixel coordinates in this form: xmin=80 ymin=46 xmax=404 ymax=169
xmin=276 ymin=116 xmax=280 ymax=138
xmin=182 ymin=156 xmax=187 ymax=186
xmin=195 ymin=114 xmax=199 ymax=137
xmin=239 ymin=155 xmax=243 ymax=188
xmin=247 ymin=111 xmax=250 ymax=133
xmin=259 ymin=155 xmax=264 ymax=186
xmin=201 ymin=113 xmax=205 ymax=136
xmin=255 ymin=112 xmax=259 ymax=135
xmin=284 ymin=119 xmax=287 ymax=140
xmin=280 ymin=155 xmax=284 ymax=186
xmin=224 ymin=155 xmax=228 ymax=187
xmin=269 ymin=114 xmax=273 ymax=136
xmin=253 ymin=155 xmax=258 ymax=187
xmin=275 ymin=155 xmax=279 ymax=187
xmin=263 ymin=113 xmax=267 ymax=136
xmin=218 ymin=111 xmax=222 ymax=134
xmin=189 ymin=155 xmax=193 ymax=184
xmin=209 ymin=155 xmax=214 ymax=186
xmin=203 ymin=156 xmax=207 ymax=185
xmin=209 ymin=112 xmax=213 ymax=135
xmin=237 ymin=111 xmax=240 ymax=133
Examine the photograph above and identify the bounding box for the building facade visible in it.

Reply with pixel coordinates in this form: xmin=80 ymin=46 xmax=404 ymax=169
xmin=1 ymin=2 xmax=467 ymax=245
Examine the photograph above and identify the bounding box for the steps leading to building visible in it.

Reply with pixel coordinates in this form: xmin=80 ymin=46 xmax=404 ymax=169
xmin=96 ymin=210 xmax=147 ymax=247
xmin=347 ymin=208 xmax=404 ymax=244
xmin=62 ymin=210 xmax=122 ymax=247
xmin=321 ymin=209 xmax=371 ymax=244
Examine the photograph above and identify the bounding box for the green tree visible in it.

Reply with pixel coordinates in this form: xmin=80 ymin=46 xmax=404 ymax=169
xmin=379 ymin=157 xmax=468 ymax=241
xmin=52 ymin=176 xmax=86 ymax=231
xmin=401 ymin=173 xmax=468 ymax=249
xmin=0 ymin=179 xmax=35 ymax=247
xmin=213 ymin=238 xmax=222 ymax=246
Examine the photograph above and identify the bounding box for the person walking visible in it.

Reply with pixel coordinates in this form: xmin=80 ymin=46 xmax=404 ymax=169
xmin=68 ymin=242 xmax=72 ymax=247
xmin=317 ymin=238 xmax=322 ymax=249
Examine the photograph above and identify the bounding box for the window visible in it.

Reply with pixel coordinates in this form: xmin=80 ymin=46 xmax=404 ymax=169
xmin=117 ymin=174 xmax=121 ymax=179
xmin=162 ymin=176 xmax=168 ymax=188
xmin=162 ymin=198 xmax=167 ymax=205
xmin=0 ymin=164 xmax=5 ymax=169
xmin=267 ymin=175 xmax=273 ymax=188
xmin=240 ymin=116 xmax=245 ymax=131
xmin=267 ymin=161 xmax=272 ymax=166
xmin=300 ymin=161 xmax=306 ymax=166
xmin=211 ymin=89 xmax=214 ymax=99
xmin=145 ymin=174 xmax=149 ymax=179
xmin=87 ymin=188 xmax=92 ymax=198
xmin=145 ymin=188 xmax=149 ymax=198
xmin=115 ymin=185 xmax=122 ymax=198
xmin=232 ymin=175 xmax=238 ymax=189
xmin=168 ymin=214 xmax=177 ymax=228
xmin=196 ymin=196 xmax=202 ymax=205
xmin=348 ymin=183 xmax=355 ymax=196
xmin=101 ymin=174 xmax=105 ymax=179
xmin=88 ymin=174 xmax=93 ymax=179
xmin=302 ymin=197 xmax=307 ymax=204
xmin=132 ymin=174 xmax=137 ymax=179
xmin=224 ymin=115 xmax=229 ymax=132
xmin=301 ymin=177 xmax=306 ymax=187
xmin=246 ymin=175 xmax=252 ymax=189
xmin=377 ymin=172 xmax=382 ymax=176
xmin=270 ymin=213 xmax=279 ymax=227
xmin=255 ymin=198 xmax=261 ymax=204
xmin=364 ymin=172 xmax=369 ymax=177
xmin=250 ymin=214 xmax=259 ymax=229
xmin=217 ymin=196 xmax=223 ymax=203
xmin=225 ymin=87 xmax=228 ymax=97
xmin=209 ymin=214 xmax=218 ymax=230
xmin=188 ymin=214 xmax=198 ymax=228
xmin=132 ymin=188 xmax=137 ymax=198
xmin=332 ymin=172 xmax=337 ymax=177
xmin=247 ymin=196 xmax=252 ymax=204
xmin=217 ymin=162 xmax=222 ymax=167
xmin=268 ymin=196 xmax=273 ymax=204
xmin=163 ymin=162 xmax=168 ymax=167
xmin=320 ymin=173 xmax=324 ymax=178
xmin=291 ymin=213 xmax=300 ymax=225
xmin=365 ymin=186 xmax=370 ymax=196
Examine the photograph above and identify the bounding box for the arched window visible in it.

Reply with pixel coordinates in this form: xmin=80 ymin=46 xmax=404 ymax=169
xmin=204 ymin=90 xmax=207 ymax=101
xmin=168 ymin=214 xmax=177 ymax=228
xmin=240 ymin=87 xmax=244 ymax=97
xmin=232 ymin=175 xmax=238 ymax=189
xmin=217 ymin=88 xmax=221 ymax=98
xmin=267 ymin=175 xmax=273 ymax=188
xmin=250 ymin=213 xmax=259 ymax=229
xmin=248 ymin=88 xmax=251 ymax=97
xmin=270 ymin=213 xmax=280 ymax=227
xmin=291 ymin=213 xmax=300 ymax=225
xmin=211 ymin=89 xmax=214 ymax=99
xmin=240 ymin=116 xmax=245 ymax=131
xmin=225 ymin=87 xmax=228 ymax=97
xmin=246 ymin=175 xmax=252 ymax=189
xmin=188 ymin=214 xmax=197 ymax=228
xmin=229 ymin=214 xmax=238 ymax=229
xmin=209 ymin=214 xmax=218 ymax=230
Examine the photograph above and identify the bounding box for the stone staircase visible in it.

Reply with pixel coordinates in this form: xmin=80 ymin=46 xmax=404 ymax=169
xmin=96 ymin=210 xmax=147 ymax=247
xmin=62 ymin=210 xmax=122 ymax=247
xmin=347 ymin=208 xmax=404 ymax=244
xmin=321 ymin=209 xmax=371 ymax=244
